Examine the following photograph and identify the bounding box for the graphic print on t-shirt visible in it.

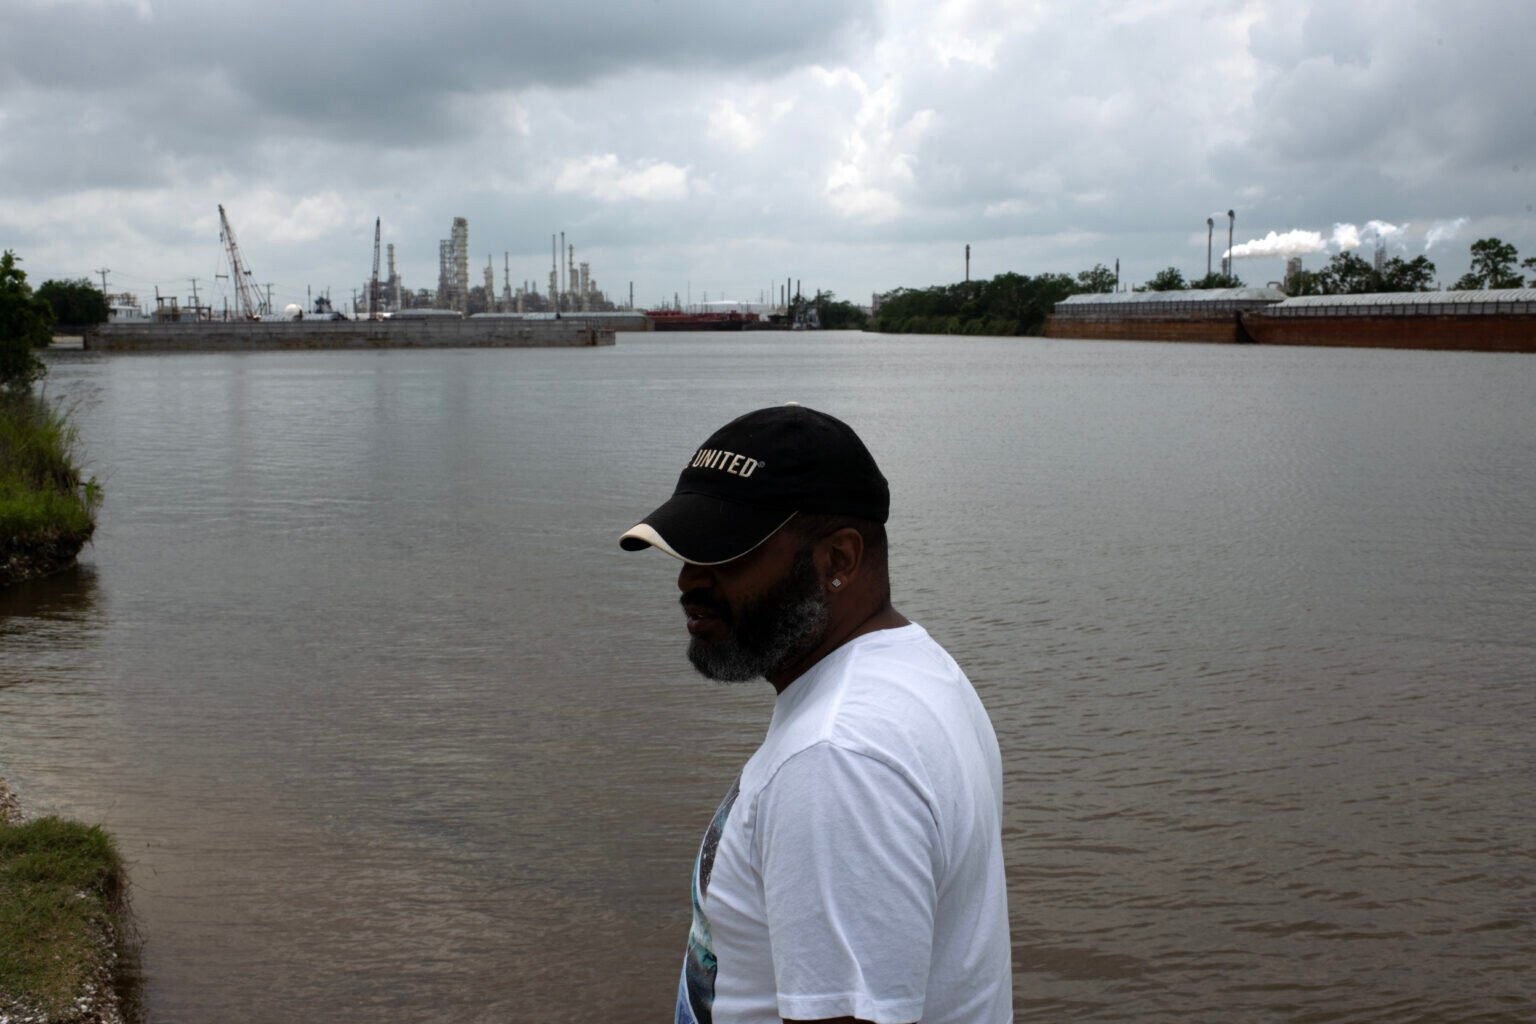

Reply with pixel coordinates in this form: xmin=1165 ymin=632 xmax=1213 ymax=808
xmin=676 ymin=777 xmax=741 ymax=1024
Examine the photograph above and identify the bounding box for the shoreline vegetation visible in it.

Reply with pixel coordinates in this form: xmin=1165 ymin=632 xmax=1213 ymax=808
xmin=0 ymin=775 xmax=134 ymax=1024
xmin=0 ymin=392 xmax=101 ymax=587
xmin=2 ymin=250 xmax=100 ymax=588
xmin=3 ymin=254 xmax=127 ymax=1021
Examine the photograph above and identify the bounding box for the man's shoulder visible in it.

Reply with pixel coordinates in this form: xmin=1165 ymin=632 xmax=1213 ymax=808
xmin=814 ymin=621 xmax=963 ymax=692
xmin=833 ymin=624 xmax=977 ymax=722
xmin=753 ymin=624 xmax=984 ymax=781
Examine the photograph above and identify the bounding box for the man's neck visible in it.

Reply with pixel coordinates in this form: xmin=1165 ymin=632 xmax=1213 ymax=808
xmin=766 ymin=602 xmax=910 ymax=695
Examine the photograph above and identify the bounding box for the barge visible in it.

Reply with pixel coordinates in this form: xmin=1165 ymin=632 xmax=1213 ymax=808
xmin=643 ymin=309 xmax=762 ymax=331
xmin=1044 ymin=288 xmax=1536 ymax=353
xmin=83 ymin=313 xmax=645 ymax=352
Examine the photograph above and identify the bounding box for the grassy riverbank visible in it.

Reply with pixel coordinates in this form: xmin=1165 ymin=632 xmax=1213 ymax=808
xmin=0 ymin=789 xmax=131 ymax=1023
xmin=0 ymin=393 xmax=100 ymax=587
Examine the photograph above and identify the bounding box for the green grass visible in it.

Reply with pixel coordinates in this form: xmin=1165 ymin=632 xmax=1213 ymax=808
xmin=0 ymin=816 xmax=127 ymax=1019
xmin=0 ymin=392 xmax=99 ymax=554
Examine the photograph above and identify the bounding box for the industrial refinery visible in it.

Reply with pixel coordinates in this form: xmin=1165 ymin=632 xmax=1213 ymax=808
xmin=368 ymin=217 xmax=623 ymax=317
xmin=82 ymin=207 xmax=651 ymax=349
xmin=103 ymin=209 xmax=631 ymax=323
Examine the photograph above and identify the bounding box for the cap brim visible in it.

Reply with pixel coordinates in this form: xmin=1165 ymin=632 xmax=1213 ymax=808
xmin=619 ymin=493 xmax=796 ymax=565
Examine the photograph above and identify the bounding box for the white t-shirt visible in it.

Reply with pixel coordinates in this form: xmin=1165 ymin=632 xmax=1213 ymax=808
xmin=675 ymin=623 xmax=1013 ymax=1024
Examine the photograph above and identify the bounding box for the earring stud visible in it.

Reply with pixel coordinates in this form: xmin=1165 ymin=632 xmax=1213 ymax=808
xmin=831 ymin=578 xmax=842 ymax=589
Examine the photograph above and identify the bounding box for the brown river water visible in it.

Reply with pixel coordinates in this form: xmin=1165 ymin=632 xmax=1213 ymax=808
xmin=2 ymin=333 xmax=1533 ymax=1022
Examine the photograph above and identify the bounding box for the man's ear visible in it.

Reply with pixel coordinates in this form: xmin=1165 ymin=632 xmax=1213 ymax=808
xmin=820 ymin=527 xmax=865 ymax=587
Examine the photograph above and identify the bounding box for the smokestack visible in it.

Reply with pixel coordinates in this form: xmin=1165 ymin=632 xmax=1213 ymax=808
xmin=1207 ymin=217 xmax=1214 ymax=278
xmin=386 ymin=242 xmax=397 ymax=310
xmin=1226 ymin=210 xmax=1235 ymax=278
xmin=965 ymin=243 xmax=970 ymax=283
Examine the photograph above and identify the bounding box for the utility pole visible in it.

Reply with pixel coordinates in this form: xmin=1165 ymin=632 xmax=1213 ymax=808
xmin=189 ymin=278 xmax=201 ymax=310
xmin=95 ymin=268 xmax=110 ymax=293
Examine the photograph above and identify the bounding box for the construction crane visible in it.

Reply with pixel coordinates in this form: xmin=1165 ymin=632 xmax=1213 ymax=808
xmin=369 ymin=218 xmax=382 ymax=320
xmin=218 ymin=205 xmax=263 ymax=319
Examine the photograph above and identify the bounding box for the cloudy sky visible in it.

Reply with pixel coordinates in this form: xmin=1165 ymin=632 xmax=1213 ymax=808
xmin=3 ymin=0 xmax=1534 ymax=314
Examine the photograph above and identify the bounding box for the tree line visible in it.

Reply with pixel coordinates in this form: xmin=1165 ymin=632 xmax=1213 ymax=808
xmin=867 ymin=264 xmax=1250 ymax=336
xmin=1 ymin=251 xmax=52 ymax=390
xmin=871 ymin=237 xmax=1533 ymax=336
xmin=0 ymin=260 xmax=110 ymax=374
xmin=1143 ymin=237 xmax=1534 ymax=295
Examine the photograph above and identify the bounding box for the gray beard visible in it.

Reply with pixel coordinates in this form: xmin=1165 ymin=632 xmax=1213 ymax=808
xmin=687 ymin=550 xmax=830 ymax=683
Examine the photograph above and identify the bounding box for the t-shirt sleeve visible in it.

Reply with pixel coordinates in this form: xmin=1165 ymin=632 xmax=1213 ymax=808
xmin=755 ymin=741 xmax=940 ymax=1024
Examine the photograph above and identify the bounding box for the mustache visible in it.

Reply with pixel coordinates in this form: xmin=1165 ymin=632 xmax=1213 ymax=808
xmin=680 ymin=588 xmax=730 ymax=617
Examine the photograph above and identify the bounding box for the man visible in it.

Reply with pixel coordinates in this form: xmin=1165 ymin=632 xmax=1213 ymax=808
xmin=621 ymin=404 xmax=1012 ymax=1024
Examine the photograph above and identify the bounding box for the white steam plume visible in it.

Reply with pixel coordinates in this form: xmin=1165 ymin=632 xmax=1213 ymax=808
xmin=1225 ymin=219 xmax=1407 ymax=260
xmin=1225 ymin=229 xmax=1327 ymax=260
xmin=1424 ymin=217 xmax=1467 ymax=251
xmin=1331 ymin=223 xmax=1363 ymax=250
xmin=1366 ymin=219 xmax=1403 ymax=241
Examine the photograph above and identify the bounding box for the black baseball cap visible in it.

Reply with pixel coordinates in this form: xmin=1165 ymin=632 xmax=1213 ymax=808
xmin=619 ymin=403 xmax=889 ymax=565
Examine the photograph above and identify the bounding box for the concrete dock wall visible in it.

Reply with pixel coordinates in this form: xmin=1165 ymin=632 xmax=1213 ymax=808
xmin=84 ymin=316 xmax=629 ymax=352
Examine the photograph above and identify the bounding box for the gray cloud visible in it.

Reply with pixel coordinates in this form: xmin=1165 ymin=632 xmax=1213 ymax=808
xmin=3 ymin=0 xmax=1534 ymax=306
xmin=1 ymin=1 xmax=879 ymax=124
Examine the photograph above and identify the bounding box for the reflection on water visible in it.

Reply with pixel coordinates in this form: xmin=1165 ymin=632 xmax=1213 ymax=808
xmin=0 ymin=564 xmax=102 ymax=644
xmin=2 ymin=337 xmax=1533 ymax=1023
